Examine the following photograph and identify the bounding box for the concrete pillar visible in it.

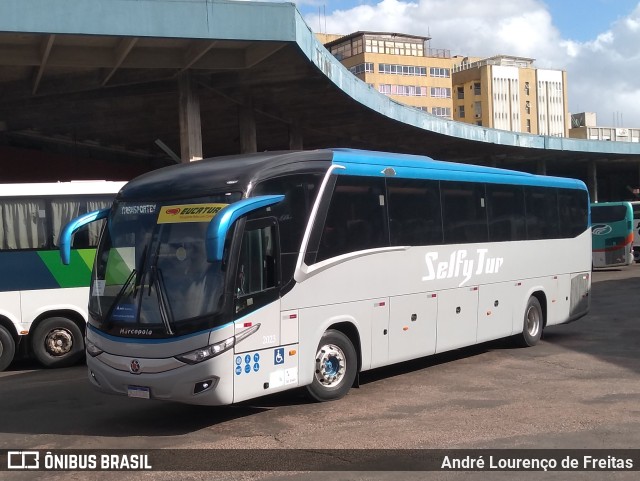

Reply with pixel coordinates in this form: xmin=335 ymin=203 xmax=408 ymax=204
xmin=588 ymin=160 xmax=598 ymax=203
xmin=239 ymin=93 xmax=257 ymax=154
xmin=288 ymin=122 xmax=303 ymax=150
xmin=536 ymin=158 xmax=547 ymax=175
xmin=178 ymin=71 xmax=203 ymax=162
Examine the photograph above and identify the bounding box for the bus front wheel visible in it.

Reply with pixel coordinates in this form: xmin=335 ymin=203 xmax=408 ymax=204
xmin=306 ymin=329 xmax=357 ymax=402
xmin=32 ymin=317 xmax=85 ymax=368
xmin=518 ymin=296 xmax=543 ymax=347
xmin=0 ymin=325 xmax=16 ymax=371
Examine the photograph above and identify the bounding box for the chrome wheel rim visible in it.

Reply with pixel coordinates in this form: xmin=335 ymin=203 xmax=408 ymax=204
xmin=526 ymin=305 xmax=541 ymax=338
xmin=314 ymin=343 xmax=346 ymax=388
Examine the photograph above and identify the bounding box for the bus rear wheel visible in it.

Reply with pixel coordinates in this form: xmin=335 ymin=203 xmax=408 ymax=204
xmin=32 ymin=317 xmax=85 ymax=368
xmin=0 ymin=325 xmax=16 ymax=371
xmin=518 ymin=296 xmax=543 ymax=347
xmin=306 ymin=329 xmax=357 ymax=402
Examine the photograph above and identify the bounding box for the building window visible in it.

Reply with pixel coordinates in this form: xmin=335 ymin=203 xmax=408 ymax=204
xmin=349 ymin=63 xmax=374 ymax=75
xmin=457 ymin=86 xmax=464 ymax=100
xmin=353 ymin=38 xmax=363 ymax=55
xmin=430 ymin=67 xmax=450 ymax=78
xmin=473 ymin=82 xmax=481 ymax=95
xmin=432 ymin=107 xmax=451 ymax=118
xmin=474 ymin=102 xmax=482 ymax=118
xmin=330 ymin=41 xmax=352 ymax=60
xmin=525 ymin=82 xmax=530 ymax=95
xmin=459 ymin=105 xmax=465 ymax=118
xmin=525 ymin=101 xmax=531 ymax=114
xmin=365 ymin=38 xmax=423 ymax=56
xmin=379 ymin=84 xmax=427 ymax=97
xmin=430 ymin=87 xmax=451 ymax=98
xmin=526 ymin=119 xmax=531 ymax=132
xmin=378 ymin=63 xmax=427 ymax=76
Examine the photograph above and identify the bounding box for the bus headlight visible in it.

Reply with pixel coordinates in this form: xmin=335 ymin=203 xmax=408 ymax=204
xmin=175 ymin=337 xmax=235 ymax=364
xmin=174 ymin=324 xmax=260 ymax=365
xmin=86 ymin=338 xmax=103 ymax=357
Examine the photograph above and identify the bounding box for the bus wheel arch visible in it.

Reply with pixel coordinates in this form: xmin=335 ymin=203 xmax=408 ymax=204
xmin=0 ymin=317 xmax=18 ymax=371
xmin=30 ymin=311 xmax=86 ymax=368
xmin=306 ymin=323 xmax=360 ymax=402
xmin=518 ymin=292 xmax=546 ymax=347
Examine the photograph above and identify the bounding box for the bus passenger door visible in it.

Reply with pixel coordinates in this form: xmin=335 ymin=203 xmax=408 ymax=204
xmin=369 ymin=298 xmax=389 ymax=369
xmin=436 ymin=286 xmax=479 ymax=353
xmin=477 ymin=282 xmax=514 ymax=343
xmin=388 ymin=292 xmax=437 ymax=365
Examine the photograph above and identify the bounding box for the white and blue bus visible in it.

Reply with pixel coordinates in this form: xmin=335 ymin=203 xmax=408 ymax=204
xmin=60 ymin=149 xmax=591 ymax=405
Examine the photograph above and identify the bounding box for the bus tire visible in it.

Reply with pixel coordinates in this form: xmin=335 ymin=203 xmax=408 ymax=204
xmin=306 ymin=329 xmax=357 ymax=402
xmin=32 ymin=317 xmax=85 ymax=368
xmin=518 ymin=296 xmax=543 ymax=347
xmin=0 ymin=325 xmax=16 ymax=371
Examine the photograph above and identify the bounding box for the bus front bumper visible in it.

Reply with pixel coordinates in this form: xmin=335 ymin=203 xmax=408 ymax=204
xmin=86 ymin=352 xmax=234 ymax=406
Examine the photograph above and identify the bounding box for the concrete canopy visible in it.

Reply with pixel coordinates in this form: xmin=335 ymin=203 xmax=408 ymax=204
xmin=0 ymin=0 xmax=639 ymax=198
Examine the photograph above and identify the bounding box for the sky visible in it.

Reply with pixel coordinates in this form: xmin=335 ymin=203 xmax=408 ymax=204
xmin=284 ymin=0 xmax=640 ymax=128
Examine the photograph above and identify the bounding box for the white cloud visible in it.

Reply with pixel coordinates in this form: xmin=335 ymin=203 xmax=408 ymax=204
xmin=304 ymin=0 xmax=640 ymax=127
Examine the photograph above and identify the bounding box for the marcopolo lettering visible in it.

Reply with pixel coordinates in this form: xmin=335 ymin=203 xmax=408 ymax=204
xmin=119 ymin=328 xmax=153 ymax=336
xmin=422 ymin=248 xmax=504 ymax=287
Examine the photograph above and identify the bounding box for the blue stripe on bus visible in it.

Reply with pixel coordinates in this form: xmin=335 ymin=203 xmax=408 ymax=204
xmin=331 ymin=149 xmax=587 ymax=191
xmin=88 ymin=321 xmax=234 ymax=344
xmin=0 ymin=251 xmax=59 ymax=291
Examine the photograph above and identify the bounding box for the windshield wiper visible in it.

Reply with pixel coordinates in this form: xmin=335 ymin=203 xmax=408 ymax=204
xmin=151 ymin=266 xmax=174 ymax=335
xmin=103 ymin=268 xmax=136 ymax=322
xmin=145 ymin=228 xmax=174 ymax=335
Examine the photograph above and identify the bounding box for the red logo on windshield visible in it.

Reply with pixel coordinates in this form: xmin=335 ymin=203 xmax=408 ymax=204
xmin=165 ymin=208 xmax=181 ymax=215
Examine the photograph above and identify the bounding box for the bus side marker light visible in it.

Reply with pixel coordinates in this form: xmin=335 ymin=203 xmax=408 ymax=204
xmin=403 ymin=326 xmax=409 ymax=331
xmin=20 ymin=330 xmax=29 ymax=335
xmin=289 ymin=350 xmax=297 ymax=356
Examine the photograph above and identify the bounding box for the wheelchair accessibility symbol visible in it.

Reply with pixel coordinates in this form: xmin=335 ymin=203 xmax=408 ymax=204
xmin=274 ymin=348 xmax=284 ymax=365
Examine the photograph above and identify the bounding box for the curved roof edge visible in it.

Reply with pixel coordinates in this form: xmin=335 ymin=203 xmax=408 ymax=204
xmin=1 ymin=0 xmax=638 ymax=157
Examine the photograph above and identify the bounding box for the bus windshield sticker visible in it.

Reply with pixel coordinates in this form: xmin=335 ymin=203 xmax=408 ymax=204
xmin=157 ymin=204 xmax=229 ymax=224
xmin=111 ymin=304 xmax=137 ymax=321
xmin=92 ymin=279 xmax=105 ymax=297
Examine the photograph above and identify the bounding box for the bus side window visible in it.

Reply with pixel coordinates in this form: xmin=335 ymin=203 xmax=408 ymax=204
xmin=387 ymin=178 xmax=443 ymax=246
xmin=235 ymin=218 xmax=280 ymax=315
xmin=316 ymin=176 xmax=387 ymax=262
xmin=0 ymin=199 xmax=47 ymax=250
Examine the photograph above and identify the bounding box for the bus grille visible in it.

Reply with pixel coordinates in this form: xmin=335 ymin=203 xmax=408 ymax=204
xmin=570 ymin=273 xmax=590 ymax=318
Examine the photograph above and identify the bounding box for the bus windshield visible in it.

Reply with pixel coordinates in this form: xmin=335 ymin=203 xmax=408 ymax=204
xmin=591 ymin=204 xmax=629 ymax=223
xmin=89 ymin=195 xmax=240 ymax=337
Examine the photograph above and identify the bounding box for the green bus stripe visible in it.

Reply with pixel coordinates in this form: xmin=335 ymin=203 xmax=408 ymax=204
xmin=37 ymin=249 xmax=95 ymax=288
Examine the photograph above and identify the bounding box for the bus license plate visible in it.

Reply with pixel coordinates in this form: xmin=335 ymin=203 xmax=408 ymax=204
xmin=127 ymin=386 xmax=150 ymax=399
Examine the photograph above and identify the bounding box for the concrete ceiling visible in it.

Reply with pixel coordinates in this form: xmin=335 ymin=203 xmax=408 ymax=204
xmin=0 ymin=0 xmax=639 ymax=197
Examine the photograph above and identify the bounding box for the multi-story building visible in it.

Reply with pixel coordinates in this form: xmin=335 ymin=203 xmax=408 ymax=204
xmin=324 ymin=33 xmax=569 ymax=136
xmin=569 ymin=112 xmax=640 ymax=143
xmin=323 ymin=31 xmax=458 ymax=119
xmin=451 ymin=55 xmax=568 ymax=136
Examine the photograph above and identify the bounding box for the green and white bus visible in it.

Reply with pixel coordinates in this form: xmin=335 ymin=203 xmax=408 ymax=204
xmin=590 ymin=201 xmax=634 ymax=268
xmin=61 ymin=149 xmax=591 ymax=405
xmin=0 ymin=180 xmax=125 ymax=371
